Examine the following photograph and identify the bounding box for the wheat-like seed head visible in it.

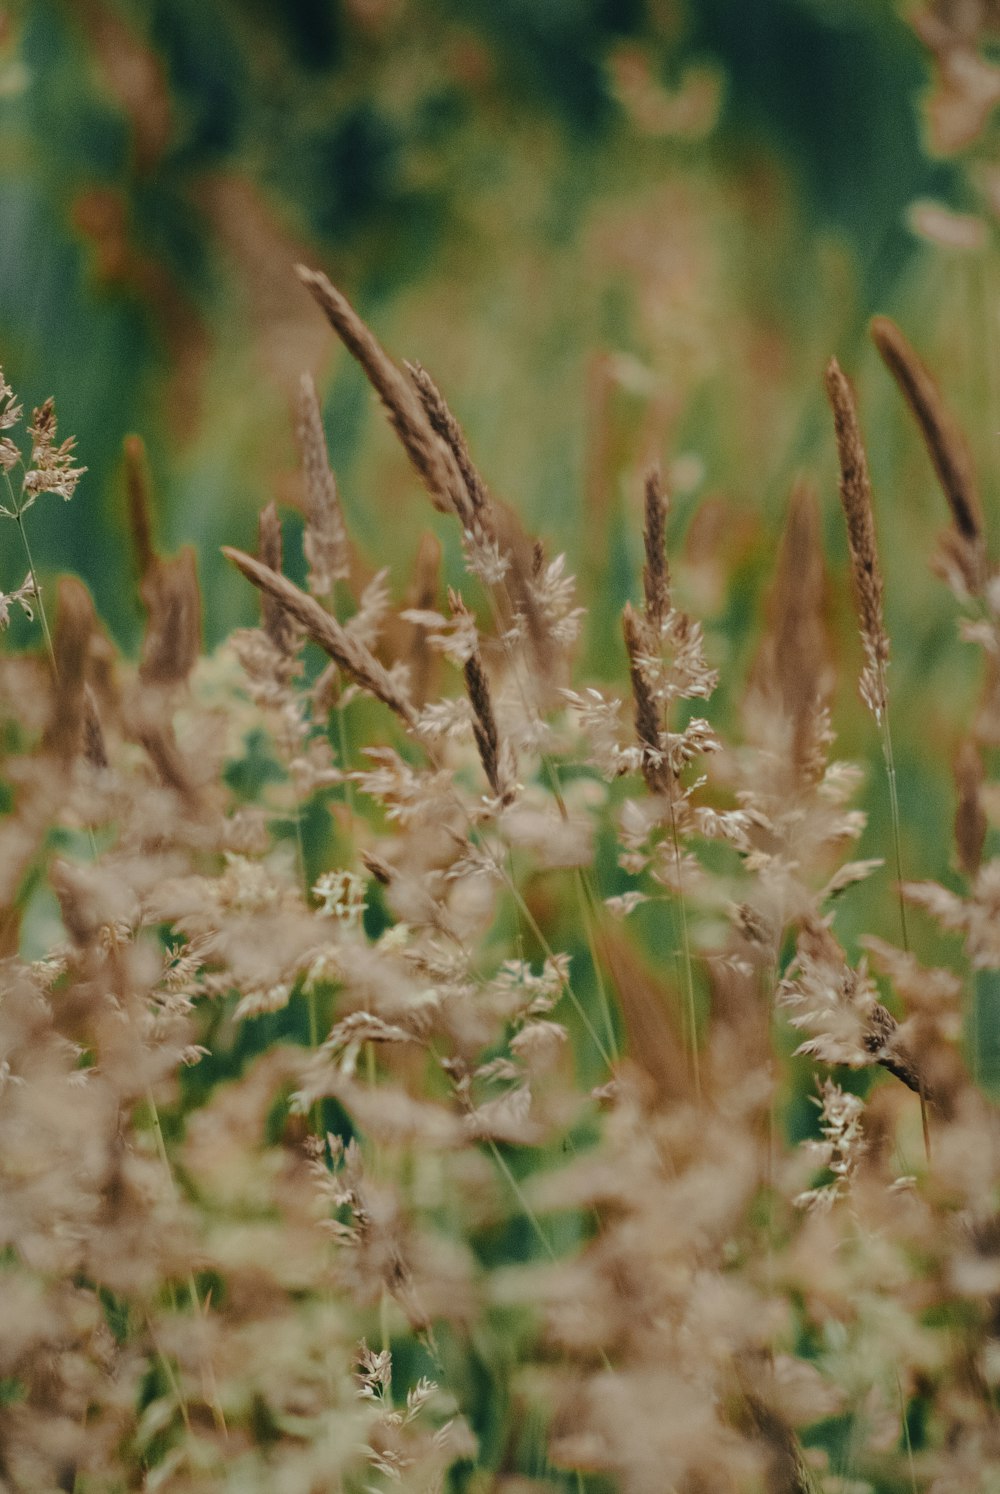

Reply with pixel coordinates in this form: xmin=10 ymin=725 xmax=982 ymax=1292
xmin=298 ymin=370 xmax=350 ymax=596
xmin=296 ymin=264 xmax=472 ymax=525
xmin=641 ymin=465 xmax=670 ymax=637
xmin=622 ymin=600 xmax=669 ymax=795
xmin=223 ymin=546 xmax=417 ymax=726
xmin=825 ymin=356 xmax=890 ymax=721
xmin=870 ymin=314 xmax=984 ymax=556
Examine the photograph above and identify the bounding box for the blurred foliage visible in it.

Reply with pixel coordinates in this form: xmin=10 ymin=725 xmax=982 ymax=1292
xmin=0 ymin=0 xmax=996 ymax=959
xmin=7 ymin=6 xmax=1000 ymax=1485
xmin=0 ymin=0 xmax=955 ymax=624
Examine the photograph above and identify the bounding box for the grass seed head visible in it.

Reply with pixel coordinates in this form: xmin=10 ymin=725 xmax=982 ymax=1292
xmin=825 ymin=355 xmax=889 ymax=721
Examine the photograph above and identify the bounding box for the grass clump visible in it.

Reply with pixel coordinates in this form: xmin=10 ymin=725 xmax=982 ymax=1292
xmin=1 ymin=276 xmax=1000 ymax=1494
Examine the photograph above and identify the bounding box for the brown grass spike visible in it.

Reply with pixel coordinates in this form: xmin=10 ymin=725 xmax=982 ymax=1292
xmin=870 ymin=315 xmax=984 ymax=553
xmin=622 ymin=601 xmax=669 ymax=795
xmin=298 ymin=371 xmax=349 ymax=595
xmin=451 ymin=590 xmax=513 ymax=804
xmin=642 ymin=465 xmax=670 ymax=637
xmin=223 ymin=546 xmax=416 ymax=726
xmin=406 ymin=361 xmax=492 ymax=536
xmin=295 ymin=265 xmax=470 ymax=525
xmin=824 ymin=356 xmax=889 ymax=722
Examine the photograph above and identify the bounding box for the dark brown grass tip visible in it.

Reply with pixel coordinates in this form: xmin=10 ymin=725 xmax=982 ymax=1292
xmin=223 ymin=546 xmax=416 ymax=727
xmin=295 ymin=264 xmax=468 ymax=523
xmin=406 ymin=361 xmax=491 ymax=533
xmin=642 ymin=466 xmax=670 ymax=635
xmin=824 ymin=357 xmax=889 ymax=719
xmin=450 ymin=590 xmax=513 ymax=804
xmin=622 ymin=601 xmax=669 ymax=796
xmin=870 ymin=315 xmax=984 ymax=552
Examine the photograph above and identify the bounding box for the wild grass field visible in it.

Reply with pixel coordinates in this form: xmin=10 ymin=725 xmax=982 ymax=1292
xmin=4 ymin=2 xmax=1000 ymax=1491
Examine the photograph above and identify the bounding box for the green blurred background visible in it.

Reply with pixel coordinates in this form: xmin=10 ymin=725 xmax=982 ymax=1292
xmin=3 ymin=0 xmax=999 ymax=922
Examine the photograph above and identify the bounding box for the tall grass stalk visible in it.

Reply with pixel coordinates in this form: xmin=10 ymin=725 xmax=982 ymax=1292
xmin=665 ymin=790 xmax=701 ymax=1101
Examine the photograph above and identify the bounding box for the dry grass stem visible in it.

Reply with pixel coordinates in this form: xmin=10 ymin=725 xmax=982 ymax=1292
xmin=82 ymin=684 xmax=108 ymax=770
xmin=406 ymin=361 xmax=492 ymax=536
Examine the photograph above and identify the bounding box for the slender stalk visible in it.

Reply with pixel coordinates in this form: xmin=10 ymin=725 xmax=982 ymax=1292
xmin=14 ymin=511 xmax=56 ymax=675
xmin=827 ymin=364 xmax=927 ymax=1156
xmin=573 ymin=869 xmax=619 ymax=1063
xmin=485 ymin=1136 xmax=557 ymax=1261
xmin=336 ymin=701 xmax=356 ymax=820
xmin=482 ymin=1137 xmax=613 ymax=1377
xmin=665 ymin=784 xmax=701 ymax=1101
xmin=3 ymin=467 xmax=57 ymax=676
xmin=539 ymin=742 xmax=618 ymax=1061
xmin=876 ymin=668 xmax=930 ymax=1158
xmin=896 ymin=1369 xmax=918 ymax=1494
xmin=144 ymin=1084 xmax=228 ymax=1435
xmin=502 ymin=870 xmax=614 ymax=1069
xmin=379 ymin=1287 xmax=391 ymax=1358
xmin=145 ymin=1311 xmax=192 ymax=1436
xmin=876 ymin=684 xmax=909 ymax=954
xmin=508 ymin=849 xmax=526 ymax=966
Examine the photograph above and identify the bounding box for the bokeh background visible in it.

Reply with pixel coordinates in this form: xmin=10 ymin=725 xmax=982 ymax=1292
xmin=3 ymin=0 xmax=1000 ymax=967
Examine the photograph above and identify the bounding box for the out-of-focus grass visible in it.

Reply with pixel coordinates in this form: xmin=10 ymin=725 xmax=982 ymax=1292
xmin=0 ymin=0 xmax=994 ymax=1028
xmin=0 ymin=1 xmax=956 ymax=634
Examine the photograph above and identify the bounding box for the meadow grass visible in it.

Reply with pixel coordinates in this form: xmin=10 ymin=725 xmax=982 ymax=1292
xmin=0 ymin=266 xmax=999 ymax=1494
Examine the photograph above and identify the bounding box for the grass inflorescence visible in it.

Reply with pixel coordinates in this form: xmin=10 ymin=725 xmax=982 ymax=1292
xmin=0 ymin=280 xmax=999 ymax=1494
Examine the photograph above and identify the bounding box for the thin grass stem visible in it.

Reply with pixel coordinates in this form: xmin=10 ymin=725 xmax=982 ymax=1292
xmin=876 ymin=672 xmax=930 ymax=1158
xmin=14 ymin=512 xmax=56 ymax=676
xmin=665 ymin=787 xmax=701 ymax=1101
xmin=143 ymin=1084 xmax=228 ymax=1435
xmin=502 ymin=872 xmax=614 ymax=1069
xmin=145 ymin=1311 xmax=192 ymax=1437
xmin=3 ymin=468 xmax=57 ymax=676
xmin=573 ymin=869 xmax=619 ymax=1062
xmin=896 ymin=1369 xmax=918 ymax=1494
xmin=876 ymin=693 xmax=909 ymax=954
